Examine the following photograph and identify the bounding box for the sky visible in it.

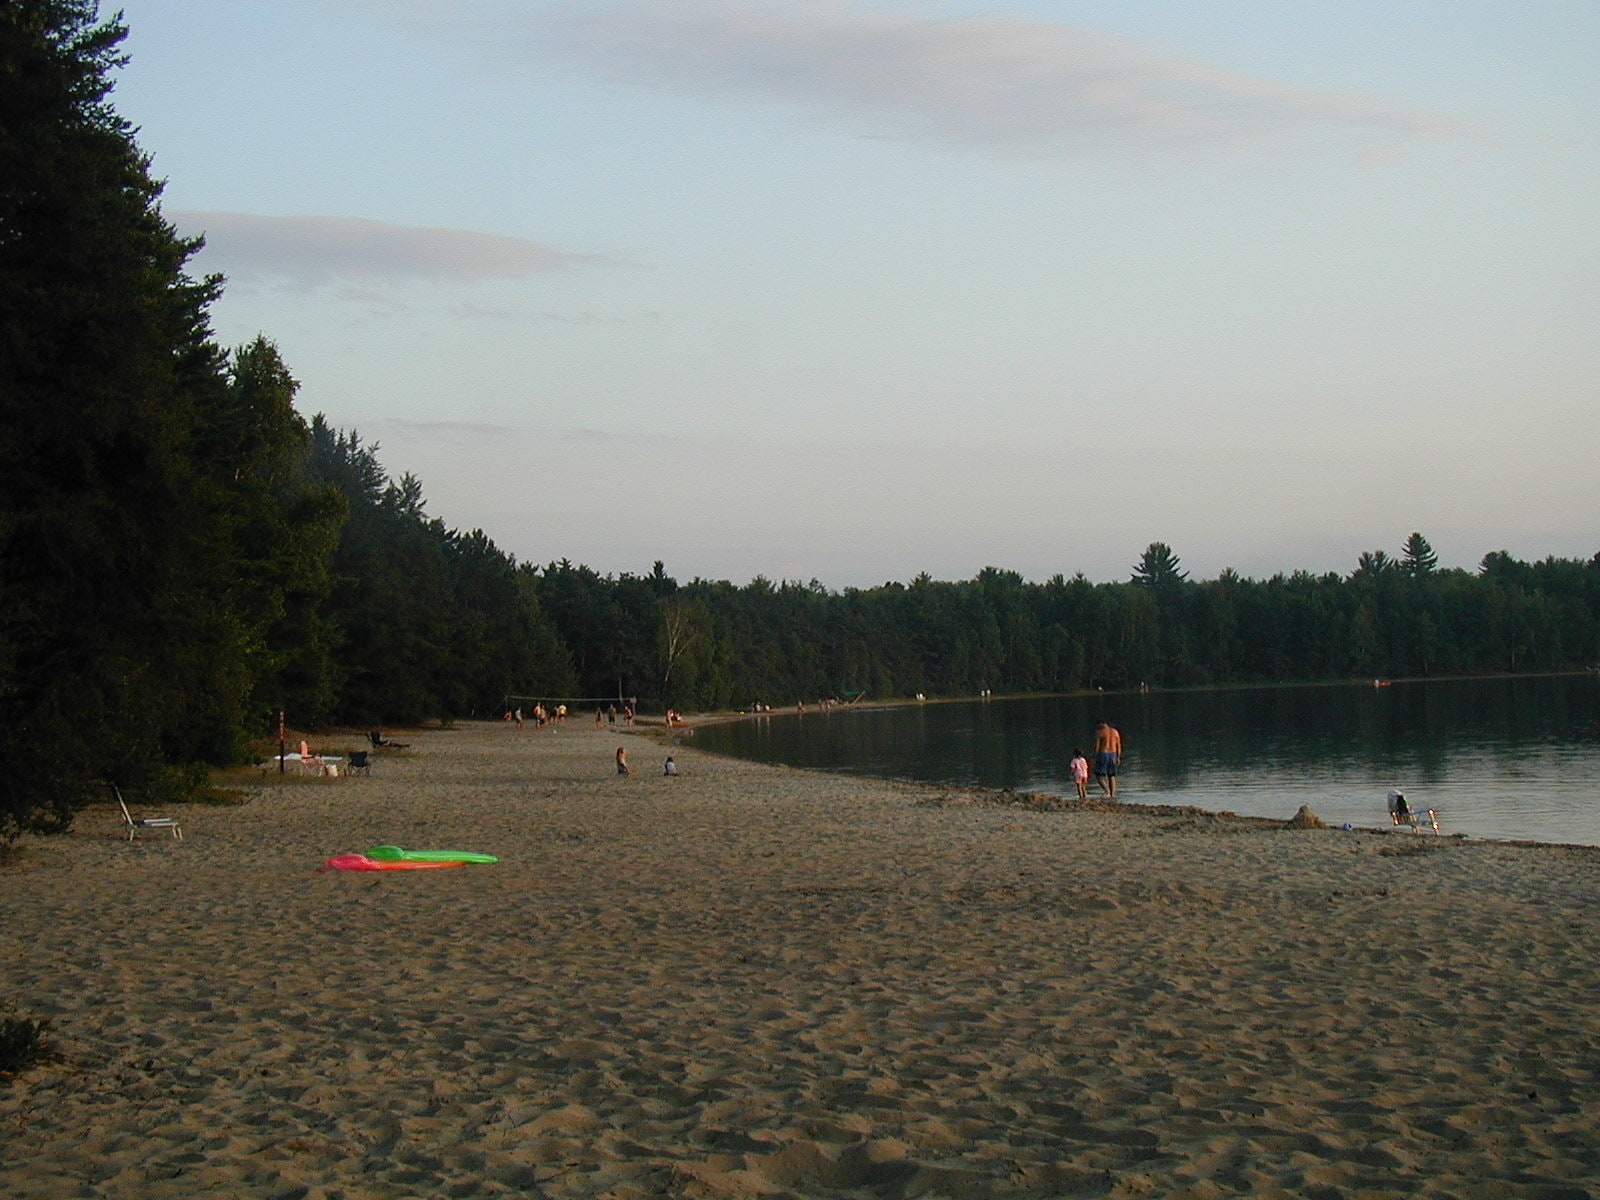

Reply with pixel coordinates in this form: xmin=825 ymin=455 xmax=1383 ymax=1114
xmin=113 ymin=0 xmax=1598 ymax=588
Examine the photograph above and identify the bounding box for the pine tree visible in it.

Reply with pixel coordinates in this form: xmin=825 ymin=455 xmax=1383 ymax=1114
xmin=0 ymin=1 xmax=238 ymax=833
xmin=1133 ymin=542 xmax=1188 ymax=589
xmin=221 ymin=339 xmax=346 ymax=727
xmin=1401 ymin=532 xmax=1438 ymax=576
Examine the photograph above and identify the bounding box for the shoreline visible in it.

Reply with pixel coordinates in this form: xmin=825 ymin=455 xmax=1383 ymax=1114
xmin=650 ymin=667 xmax=1600 ymax=727
xmin=5 ymin=720 xmax=1599 ymax=1196
xmin=656 ymin=672 xmax=1600 ymax=852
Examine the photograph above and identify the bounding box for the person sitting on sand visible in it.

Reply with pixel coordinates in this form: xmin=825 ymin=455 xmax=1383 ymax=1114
xmin=616 ymin=746 xmax=632 ymax=776
xmin=664 ymin=756 xmax=677 ymax=777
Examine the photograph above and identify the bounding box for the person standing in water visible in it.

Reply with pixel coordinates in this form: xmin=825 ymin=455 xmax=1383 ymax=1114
xmin=1093 ymin=720 xmax=1123 ymax=799
xmin=1069 ymin=748 xmax=1090 ymax=800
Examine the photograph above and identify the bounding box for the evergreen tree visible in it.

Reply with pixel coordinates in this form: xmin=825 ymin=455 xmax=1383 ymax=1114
xmin=221 ymin=339 xmax=345 ymax=728
xmin=1354 ymin=550 xmax=1392 ymax=577
xmin=1133 ymin=542 xmax=1188 ymax=589
xmin=1401 ymin=532 xmax=1438 ymax=576
xmin=304 ymin=421 xmax=573 ymax=722
xmin=0 ymin=0 xmax=243 ymax=834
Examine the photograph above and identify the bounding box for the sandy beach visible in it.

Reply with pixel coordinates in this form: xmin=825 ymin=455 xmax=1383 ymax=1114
xmin=3 ymin=719 xmax=1599 ymax=1199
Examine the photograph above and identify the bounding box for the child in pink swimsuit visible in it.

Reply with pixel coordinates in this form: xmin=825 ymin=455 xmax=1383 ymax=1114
xmin=1070 ymin=749 xmax=1090 ymax=800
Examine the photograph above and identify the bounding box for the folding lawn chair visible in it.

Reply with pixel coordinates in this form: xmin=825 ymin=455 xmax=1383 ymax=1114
xmin=111 ymin=785 xmax=183 ymax=841
xmin=1387 ymin=788 xmax=1441 ymax=834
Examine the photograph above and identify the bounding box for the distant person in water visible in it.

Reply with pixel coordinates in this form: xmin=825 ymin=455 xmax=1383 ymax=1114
xmin=1069 ymin=748 xmax=1090 ymax=800
xmin=1093 ymin=720 xmax=1122 ymax=799
xmin=616 ymin=746 xmax=632 ymax=775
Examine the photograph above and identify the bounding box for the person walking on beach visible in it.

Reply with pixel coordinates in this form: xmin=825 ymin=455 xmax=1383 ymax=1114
xmin=616 ymin=746 xmax=632 ymax=775
xmin=1093 ymin=720 xmax=1122 ymax=799
xmin=1069 ymin=748 xmax=1090 ymax=800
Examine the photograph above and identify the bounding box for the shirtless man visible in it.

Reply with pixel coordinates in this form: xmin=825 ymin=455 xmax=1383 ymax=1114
xmin=1093 ymin=720 xmax=1123 ymax=799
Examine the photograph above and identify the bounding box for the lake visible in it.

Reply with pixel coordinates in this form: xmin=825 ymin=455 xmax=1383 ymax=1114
xmin=692 ymin=674 xmax=1600 ymax=846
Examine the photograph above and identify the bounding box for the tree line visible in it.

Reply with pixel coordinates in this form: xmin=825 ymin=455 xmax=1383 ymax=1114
xmin=3 ymin=2 xmax=1597 ymax=838
xmin=533 ymin=539 xmax=1600 ymax=714
xmin=0 ymin=1 xmax=580 ymax=836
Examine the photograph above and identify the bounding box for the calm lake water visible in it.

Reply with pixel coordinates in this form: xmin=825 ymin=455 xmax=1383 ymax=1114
xmin=693 ymin=675 xmax=1600 ymax=846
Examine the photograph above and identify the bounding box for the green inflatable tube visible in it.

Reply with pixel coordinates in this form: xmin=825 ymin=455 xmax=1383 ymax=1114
xmin=367 ymin=844 xmax=499 ymax=864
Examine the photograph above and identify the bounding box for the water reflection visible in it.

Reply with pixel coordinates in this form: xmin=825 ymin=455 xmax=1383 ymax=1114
xmin=695 ymin=675 xmax=1600 ymax=846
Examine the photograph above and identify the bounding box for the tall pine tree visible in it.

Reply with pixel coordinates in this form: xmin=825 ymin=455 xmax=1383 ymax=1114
xmin=0 ymin=1 xmax=245 ymax=833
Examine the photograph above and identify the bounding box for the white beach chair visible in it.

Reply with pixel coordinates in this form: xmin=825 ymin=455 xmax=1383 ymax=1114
xmin=1387 ymin=789 xmax=1440 ymax=834
xmin=111 ymin=785 xmax=183 ymax=841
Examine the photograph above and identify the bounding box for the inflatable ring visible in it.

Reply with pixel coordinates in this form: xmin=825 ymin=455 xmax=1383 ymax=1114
xmin=320 ymin=852 xmax=465 ymax=872
xmin=366 ymin=845 xmax=499 ymax=864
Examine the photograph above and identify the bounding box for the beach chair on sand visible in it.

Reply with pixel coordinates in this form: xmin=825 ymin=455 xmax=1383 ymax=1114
xmin=1387 ymin=789 xmax=1441 ymax=834
xmin=346 ymin=750 xmax=372 ymax=776
xmin=368 ymin=730 xmax=409 ymax=750
xmin=111 ymin=785 xmax=182 ymax=841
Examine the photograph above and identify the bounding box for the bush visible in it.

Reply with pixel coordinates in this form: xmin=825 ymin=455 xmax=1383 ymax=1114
xmin=0 ymin=1014 xmax=56 ymax=1075
xmin=156 ymin=762 xmax=215 ymax=806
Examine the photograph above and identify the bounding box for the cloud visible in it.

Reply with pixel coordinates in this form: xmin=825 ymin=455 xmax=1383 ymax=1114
xmin=448 ymin=301 xmax=662 ymax=325
xmin=532 ymin=0 xmax=1476 ymax=158
xmin=383 ymin=418 xmax=688 ymax=448
xmin=173 ymin=211 xmax=608 ymax=288
xmin=383 ymin=418 xmax=521 ymax=443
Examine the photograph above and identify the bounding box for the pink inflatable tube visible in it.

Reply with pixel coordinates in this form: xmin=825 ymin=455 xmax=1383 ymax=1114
xmin=319 ymin=853 xmax=465 ymax=872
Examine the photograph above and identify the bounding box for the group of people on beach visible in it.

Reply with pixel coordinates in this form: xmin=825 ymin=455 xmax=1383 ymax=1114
xmin=1070 ymin=720 xmax=1123 ymax=800
xmin=504 ymin=703 xmax=565 ymax=727
xmin=597 ymin=704 xmax=635 ymax=727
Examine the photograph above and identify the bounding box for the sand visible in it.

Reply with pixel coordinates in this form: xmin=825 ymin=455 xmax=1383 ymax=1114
xmin=3 ymin=719 xmax=1599 ymax=1199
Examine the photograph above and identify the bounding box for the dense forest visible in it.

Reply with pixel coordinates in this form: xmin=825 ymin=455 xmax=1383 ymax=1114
xmin=3 ymin=2 xmax=1598 ymax=838
xmin=535 ymin=539 xmax=1600 ymax=714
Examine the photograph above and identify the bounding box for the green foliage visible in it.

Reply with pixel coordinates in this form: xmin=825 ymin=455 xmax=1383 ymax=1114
xmin=0 ymin=1014 xmax=56 ymax=1075
xmin=0 ymin=4 xmax=573 ymax=836
xmin=304 ymin=422 xmax=576 ymax=725
xmin=1 ymin=0 xmax=247 ymax=835
xmin=1354 ymin=550 xmax=1392 ymax=577
xmin=1401 ymin=532 xmax=1439 ymax=576
xmin=218 ymin=339 xmax=345 ymax=727
xmin=534 ymin=538 xmax=1600 ymax=711
xmin=1133 ymin=542 xmax=1188 ymax=589
xmin=1 ymin=3 xmax=1594 ymax=841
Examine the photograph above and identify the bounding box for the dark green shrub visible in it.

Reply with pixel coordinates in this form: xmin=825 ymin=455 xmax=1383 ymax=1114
xmin=0 ymin=1015 xmax=56 ymax=1075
